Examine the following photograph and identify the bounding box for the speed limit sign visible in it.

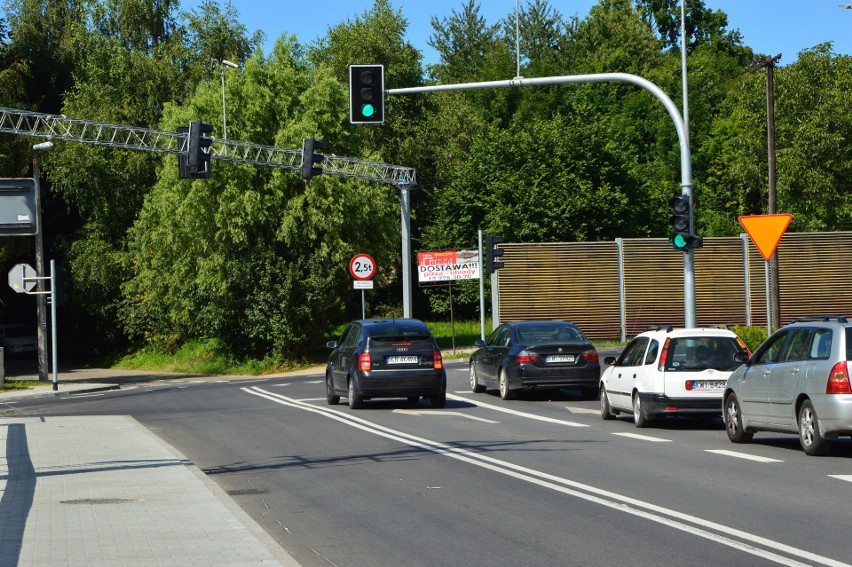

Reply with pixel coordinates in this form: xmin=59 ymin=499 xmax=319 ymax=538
xmin=349 ymin=254 xmax=376 ymax=281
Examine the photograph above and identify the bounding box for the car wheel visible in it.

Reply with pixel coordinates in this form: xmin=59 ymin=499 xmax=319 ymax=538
xmin=724 ymin=393 xmax=753 ymax=444
xmin=498 ymin=368 xmax=517 ymax=400
xmin=430 ymin=389 xmax=446 ymax=409
xmin=633 ymin=393 xmax=651 ymax=428
xmin=469 ymin=364 xmax=486 ymax=393
xmin=348 ymin=377 xmax=363 ymax=409
xmin=798 ymin=400 xmax=831 ymax=456
xmin=600 ymin=385 xmax=615 ymax=420
xmin=580 ymin=387 xmax=598 ymax=401
xmin=326 ymin=373 xmax=340 ymax=405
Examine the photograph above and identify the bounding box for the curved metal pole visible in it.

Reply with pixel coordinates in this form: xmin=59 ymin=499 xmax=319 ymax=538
xmin=389 ymin=73 xmax=696 ymax=326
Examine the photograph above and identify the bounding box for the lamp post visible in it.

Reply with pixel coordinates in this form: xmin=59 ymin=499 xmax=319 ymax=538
xmin=32 ymin=141 xmax=53 ymax=383
xmin=219 ymin=59 xmax=238 ymax=144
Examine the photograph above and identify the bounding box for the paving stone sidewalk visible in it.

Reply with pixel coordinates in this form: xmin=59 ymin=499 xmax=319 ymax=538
xmin=0 ymin=414 xmax=299 ymax=566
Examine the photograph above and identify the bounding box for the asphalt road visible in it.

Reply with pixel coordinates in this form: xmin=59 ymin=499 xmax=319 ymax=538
xmin=2 ymin=360 xmax=851 ymax=567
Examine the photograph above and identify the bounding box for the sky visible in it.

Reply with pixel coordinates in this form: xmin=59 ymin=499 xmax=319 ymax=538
xmin=190 ymin=0 xmax=852 ymax=67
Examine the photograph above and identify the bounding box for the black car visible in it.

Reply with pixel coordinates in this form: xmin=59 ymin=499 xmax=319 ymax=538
xmin=326 ymin=318 xmax=447 ymax=409
xmin=469 ymin=321 xmax=600 ymax=400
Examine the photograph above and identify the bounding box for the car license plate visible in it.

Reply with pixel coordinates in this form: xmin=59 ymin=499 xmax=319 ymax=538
xmin=546 ymin=355 xmax=575 ymax=363
xmin=387 ymin=356 xmax=418 ymax=364
xmin=691 ymin=380 xmax=726 ymax=390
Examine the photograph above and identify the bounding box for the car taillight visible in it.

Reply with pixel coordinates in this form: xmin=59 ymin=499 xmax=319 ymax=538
xmin=582 ymin=350 xmax=599 ymax=362
xmin=658 ymin=338 xmax=672 ymax=371
xmin=517 ymin=350 xmax=539 ymax=364
xmin=359 ymin=352 xmax=371 ymax=372
xmin=826 ymin=361 xmax=851 ymax=394
xmin=433 ymin=351 xmax=443 ymax=369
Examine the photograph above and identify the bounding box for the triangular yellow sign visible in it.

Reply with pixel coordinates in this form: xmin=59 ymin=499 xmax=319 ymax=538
xmin=739 ymin=214 xmax=793 ymax=261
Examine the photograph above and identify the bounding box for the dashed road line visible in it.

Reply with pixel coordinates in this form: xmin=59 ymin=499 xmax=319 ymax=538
xmin=565 ymin=406 xmax=600 ymax=415
xmin=612 ymin=432 xmax=672 ymax=442
xmin=705 ymin=450 xmax=783 ymax=463
xmin=392 ymin=409 xmax=499 ymax=423
xmin=828 ymin=475 xmax=852 ymax=484
xmin=447 ymin=393 xmax=588 ymax=427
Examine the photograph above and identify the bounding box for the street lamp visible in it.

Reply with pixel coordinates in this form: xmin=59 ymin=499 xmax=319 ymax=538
xmin=219 ymin=59 xmax=238 ymax=144
xmin=32 ymin=141 xmax=53 ymax=383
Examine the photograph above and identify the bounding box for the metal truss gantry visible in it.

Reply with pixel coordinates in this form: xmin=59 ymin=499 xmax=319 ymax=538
xmin=0 ymin=106 xmax=416 ymax=186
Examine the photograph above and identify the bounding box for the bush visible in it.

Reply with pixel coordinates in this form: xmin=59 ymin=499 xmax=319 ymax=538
xmin=730 ymin=325 xmax=769 ymax=353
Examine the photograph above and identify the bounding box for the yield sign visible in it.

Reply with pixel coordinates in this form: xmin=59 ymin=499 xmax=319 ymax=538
xmin=739 ymin=214 xmax=793 ymax=261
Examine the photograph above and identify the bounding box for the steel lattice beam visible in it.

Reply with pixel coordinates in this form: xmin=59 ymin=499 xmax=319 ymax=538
xmin=0 ymin=107 xmax=415 ymax=185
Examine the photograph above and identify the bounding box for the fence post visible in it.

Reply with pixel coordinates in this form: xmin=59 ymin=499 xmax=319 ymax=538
xmin=616 ymin=238 xmax=625 ymax=342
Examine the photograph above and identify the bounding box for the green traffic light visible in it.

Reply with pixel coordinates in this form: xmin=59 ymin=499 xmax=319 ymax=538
xmin=670 ymin=233 xmax=689 ymax=249
xmin=361 ymin=103 xmax=375 ymax=118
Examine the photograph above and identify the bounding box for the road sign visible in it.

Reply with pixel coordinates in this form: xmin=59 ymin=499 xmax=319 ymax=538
xmin=8 ymin=263 xmax=36 ymax=293
xmin=349 ymin=254 xmax=376 ymax=281
xmin=354 ymin=280 xmax=374 ymax=290
xmin=739 ymin=214 xmax=793 ymax=261
xmin=0 ymin=178 xmax=38 ymax=236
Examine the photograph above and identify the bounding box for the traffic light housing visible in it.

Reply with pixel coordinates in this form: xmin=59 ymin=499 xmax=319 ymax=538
xmin=187 ymin=120 xmax=213 ymax=176
xmin=300 ymin=136 xmax=325 ymax=180
xmin=669 ymin=194 xmax=703 ymax=251
xmin=178 ymin=125 xmax=210 ymax=179
xmin=349 ymin=65 xmax=385 ymax=124
xmin=485 ymin=234 xmax=505 ymax=274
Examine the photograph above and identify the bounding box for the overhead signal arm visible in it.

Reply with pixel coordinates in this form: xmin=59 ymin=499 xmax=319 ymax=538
xmin=0 ymin=106 xmax=415 ymax=186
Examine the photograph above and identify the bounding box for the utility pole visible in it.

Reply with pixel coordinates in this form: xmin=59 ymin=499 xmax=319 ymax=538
xmin=749 ymin=54 xmax=782 ymax=331
xmin=32 ymin=141 xmax=54 ymax=382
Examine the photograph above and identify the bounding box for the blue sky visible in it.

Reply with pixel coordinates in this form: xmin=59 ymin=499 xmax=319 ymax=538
xmin=189 ymin=1 xmax=851 ymax=67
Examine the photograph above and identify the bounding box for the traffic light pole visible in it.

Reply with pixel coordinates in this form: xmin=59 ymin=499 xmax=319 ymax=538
xmin=389 ymin=72 xmax=697 ymax=327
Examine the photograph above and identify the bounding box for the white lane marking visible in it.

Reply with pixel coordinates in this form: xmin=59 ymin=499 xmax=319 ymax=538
xmin=705 ymin=450 xmax=783 ymax=463
xmin=243 ymin=386 xmax=846 ymax=567
xmin=296 ymin=398 xmax=327 ymax=402
xmin=305 ymin=380 xmax=322 ymax=384
xmin=612 ymin=432 xmax=672 ymax=442
xmin=392 ymin=409 xmax=499 ymax=423
xmin=65 ymin=393 xmax=106 ymax=399
xmin=447 ymin=393 xmax=587 ymax=428
xmin=565 ymin=406 xmax=600 ymax=415
xmin=828 ymin=475 xmax=852 ymax=483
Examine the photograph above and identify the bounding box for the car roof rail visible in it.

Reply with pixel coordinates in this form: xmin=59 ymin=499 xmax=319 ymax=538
xmin=791 ymin=315 xmax=848 ymax=324
xmin=645 ymin=324 xmax=674 ymax=332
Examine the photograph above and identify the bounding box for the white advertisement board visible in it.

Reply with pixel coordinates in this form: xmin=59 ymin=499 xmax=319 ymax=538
xmin=417 ymin=250 xmax=481 ymax=284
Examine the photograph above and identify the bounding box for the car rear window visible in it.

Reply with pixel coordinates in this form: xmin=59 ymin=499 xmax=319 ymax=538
xmin=516 ymin=324 xmax=585 ymax=344
xmin=664 ymin=336 xmax=746 ymax=372
xmin=847 ymin=328 xmax=852 ymax=360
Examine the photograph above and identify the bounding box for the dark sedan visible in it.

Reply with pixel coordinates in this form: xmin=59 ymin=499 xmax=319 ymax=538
xmin=469 ymin=321 xmax=600 ymax=400
xmin=326 ymin=318 xmax=447 ymax=409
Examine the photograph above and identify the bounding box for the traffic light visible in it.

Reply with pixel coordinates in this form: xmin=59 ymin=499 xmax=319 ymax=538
xmin=178 ymin=125 xmax=210 ymax=179
xmin=485 ymin=234 xmax=505 ymax=274
xmin=187 ymin=120 xmax=213 ymax=176
xmin=349 ymin=65 xmax=385 ymax=124
xmin=669 ymin=194 xmax=703 ymax=251
xmin=300 ymin=136 xmax=325 ymax=180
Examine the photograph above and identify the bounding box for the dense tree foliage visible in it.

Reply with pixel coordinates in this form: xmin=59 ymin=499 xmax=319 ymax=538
xmin=0 ymin=0 xmax=849 ymax=361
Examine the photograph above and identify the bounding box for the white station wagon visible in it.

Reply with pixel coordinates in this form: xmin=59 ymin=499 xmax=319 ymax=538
xmin=600 ymin=325 xmax=750 ymax=427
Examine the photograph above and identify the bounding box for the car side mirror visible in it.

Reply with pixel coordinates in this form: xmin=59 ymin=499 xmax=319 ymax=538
xmin=604 ymin=356 xmax=616 ymax=365
xmin=474 ymin=339 xmax=486 ymax=348
xmin=734 ymin=352 xmax=749 ymax=364
xmin=326 ymin=341 xmax=338 ymax=349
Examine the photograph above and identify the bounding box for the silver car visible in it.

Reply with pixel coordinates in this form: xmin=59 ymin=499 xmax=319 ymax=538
xmin=723 ymin=315 xmax=852 ymax=456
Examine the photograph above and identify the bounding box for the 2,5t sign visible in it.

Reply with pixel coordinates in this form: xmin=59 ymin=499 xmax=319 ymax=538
xmin=349 ymin=254 xmax=376 ymax=281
